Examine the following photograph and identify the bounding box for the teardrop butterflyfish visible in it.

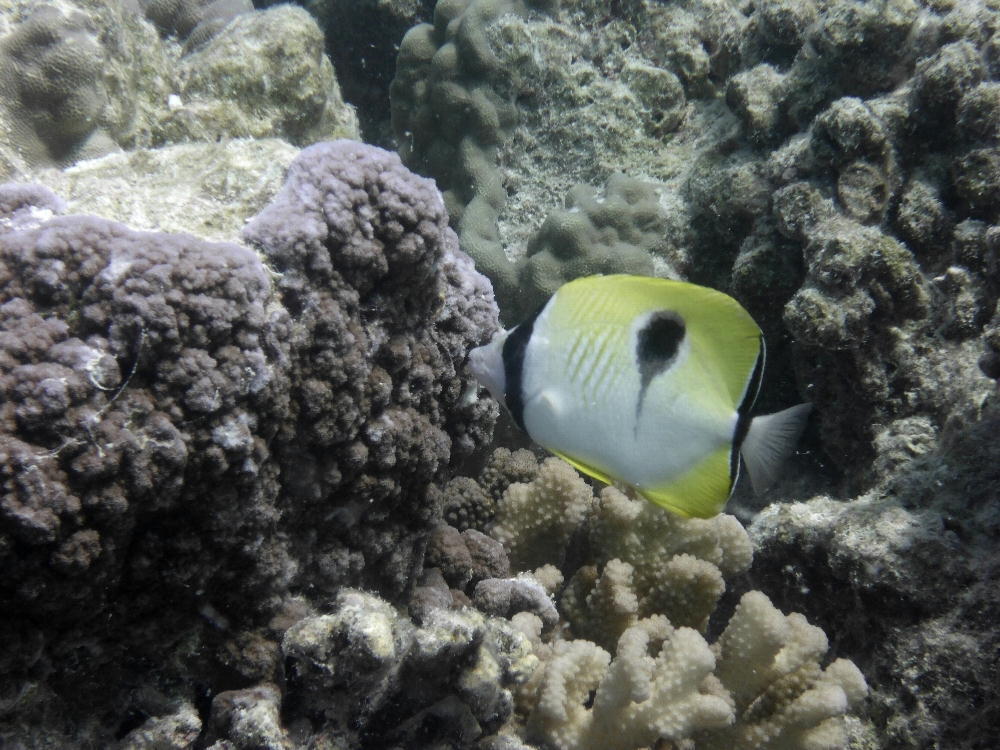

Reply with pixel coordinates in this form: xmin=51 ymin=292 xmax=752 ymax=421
xmin=468 ymin=274 xmax=811 ymax=519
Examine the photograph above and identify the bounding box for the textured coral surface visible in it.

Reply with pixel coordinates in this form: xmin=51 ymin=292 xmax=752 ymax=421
xmin=0 ymin=1 xmax=358 ymax=176
xmin=1 ymin=0 xmax=999 ymax=747
xmin=0 ymin=141 xmax=499 ymax=747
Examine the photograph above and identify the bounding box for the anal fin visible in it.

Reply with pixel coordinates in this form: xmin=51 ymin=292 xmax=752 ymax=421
xmin=551 ymin=449 xmax=617 ymax=487
xmin=639 ymin=447 xmax=733 ymax=519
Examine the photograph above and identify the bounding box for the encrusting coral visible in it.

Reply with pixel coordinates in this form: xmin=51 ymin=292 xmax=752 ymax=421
xmin=282 ymin=588 xmax=537 ymax=748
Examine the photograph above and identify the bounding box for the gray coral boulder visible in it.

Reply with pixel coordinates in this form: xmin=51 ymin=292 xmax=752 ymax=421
xmin=0 ymin=1 xmax=358 ymax=177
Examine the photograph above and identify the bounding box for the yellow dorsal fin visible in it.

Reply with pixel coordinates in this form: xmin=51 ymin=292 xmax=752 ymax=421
xmin=554 ymin=275 xmax=762 ymax=409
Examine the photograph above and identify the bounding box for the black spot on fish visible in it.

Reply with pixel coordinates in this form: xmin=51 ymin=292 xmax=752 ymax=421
xmin=635 ymin=310 xmax=685 ymax=422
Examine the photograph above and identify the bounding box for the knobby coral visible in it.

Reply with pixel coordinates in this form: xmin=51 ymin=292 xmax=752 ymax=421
xmin=0 ymin=140 xmax=499 ymax=746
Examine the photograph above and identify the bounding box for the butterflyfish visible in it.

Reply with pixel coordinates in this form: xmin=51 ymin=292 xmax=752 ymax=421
xmin=468 ymin=274 xmax=811 ymax=518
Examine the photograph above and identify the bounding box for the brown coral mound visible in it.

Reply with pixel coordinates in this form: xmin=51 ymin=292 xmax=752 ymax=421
xmin=0 ymin=141 xmax=499 ymax=746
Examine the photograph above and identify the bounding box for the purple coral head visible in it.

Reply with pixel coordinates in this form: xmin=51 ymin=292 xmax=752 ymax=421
xmin=243 ymin=139 xmax=452 ymax=297
xmin=0 ymin=183 xmax=67 ymax=231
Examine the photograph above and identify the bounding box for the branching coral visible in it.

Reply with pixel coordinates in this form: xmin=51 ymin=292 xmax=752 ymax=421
xmin=482 ymin=456 xmax=867 ymax=749
xmin=490 ymin=459 xmax=754 ymax=648
xmin=526 ymin=616 xmax=733 ymax=750
xmin=701 ymin=591 xmax=869 ymax=750
xmin=583 ymin=484 xmax=754 ymax=633
xmin=490 ymin=456 xmax=596 ymax=571
xmin=523 ymin=593 xmax=867 ymax=750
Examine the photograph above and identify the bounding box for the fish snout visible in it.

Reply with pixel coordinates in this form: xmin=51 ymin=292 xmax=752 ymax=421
xmin=468 ymin=334 xmax=507 ymax=404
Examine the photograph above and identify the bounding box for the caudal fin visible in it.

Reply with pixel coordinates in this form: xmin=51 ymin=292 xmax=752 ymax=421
xmin=740 ymin=403 xmax=812 ymax=494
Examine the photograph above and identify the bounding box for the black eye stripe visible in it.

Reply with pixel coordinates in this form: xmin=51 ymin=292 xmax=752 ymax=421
xmin=501 ymin=303 xmax=545 ymax=432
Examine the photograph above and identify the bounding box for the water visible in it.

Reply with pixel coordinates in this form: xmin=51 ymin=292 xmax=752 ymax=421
xmin=0 ymin=0 xmax=998 ymax=748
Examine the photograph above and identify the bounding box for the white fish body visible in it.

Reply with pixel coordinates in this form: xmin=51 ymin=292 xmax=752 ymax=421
xmin=469 ymin=274 xmax=810 ymax=518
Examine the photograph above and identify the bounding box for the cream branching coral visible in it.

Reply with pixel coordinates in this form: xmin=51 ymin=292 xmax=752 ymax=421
xmin=697 ymin=591 xmax=869 ymax=750
xmin=525 ymin=615 xmax=733 ymax=750
xmin=571 ymin=486 xmax=753 ymax=644
xmin=524 ymin=594 xmax=866 ymax=750
xmin=490 ymin=456 xmax=596 ymax=570
xmin=486 ymin=456 xmax=867 ymax=750
xmin=494 ymin=473 xmax=754 ymax=649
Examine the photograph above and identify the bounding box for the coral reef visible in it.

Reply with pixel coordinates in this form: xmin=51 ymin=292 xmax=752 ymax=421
xmin=513 ymin=175 xmax=670 ymax=320
xmin=0 ymin=140 xmax=498 ymax=746
xmin=390 ymin=0 xmax=997 ymax=487
xmin=241 ymin=139 xmax=500 ymax=598
xmin=476 ymin=453 xmax=870 ymax=749
xmin=280 ymin=589 xmax=534 ymax=748
xmin=389 ymin=0 xmax=698 ymax=316
xmin=257 ymin=0 xmax=437 ymax=142
xmin=1 ymin=0 xmax=999 ymax=745
xmin=479 ymin=446 xmax=541 ymax=501
xmin=749 ymin=399 xmax=1000 ymax=749
xmin=0 ymin=1 xmax=357 ymax=176
xmin=33 ymin=138 xmax=300 ymax=242
xmin=141 ymin=0 xmax=253 ymax=50
xmin=0 ymin=3 xmax=114 ymax=168
xmin=568 ymin=484 xmax=753 ymax=644
xmin=488 ymin=456 xmax=753 ymax=648
xmin=426 ymin=522 xmax=511 ymax=590
xmin=159 ymin=5 xmax=358 ymax=147
xmin=0 ymin=181 xmax=287 ymax=626
xmin=439 ymin=474 xmax=497 ymax=531
xmin=390 ymin=0 xmax=556 ymax=306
